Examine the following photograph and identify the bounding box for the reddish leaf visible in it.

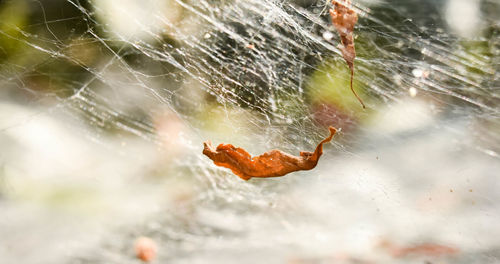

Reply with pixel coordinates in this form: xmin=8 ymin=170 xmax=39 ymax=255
xmin=330 ymin=0 xmax=365 ymax=108
xmin=203 ymin=127 xmax=337 ymax=180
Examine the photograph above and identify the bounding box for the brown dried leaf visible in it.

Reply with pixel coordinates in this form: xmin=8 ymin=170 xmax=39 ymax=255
xmin=330 ymin=0 xmax=365 ymax=108
xmin=203 ymin=127 xmax=337 ymax=180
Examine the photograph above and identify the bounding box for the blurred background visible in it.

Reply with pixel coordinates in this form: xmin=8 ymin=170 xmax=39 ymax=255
xmin=0 ymin=0 xmax=499 ymax=263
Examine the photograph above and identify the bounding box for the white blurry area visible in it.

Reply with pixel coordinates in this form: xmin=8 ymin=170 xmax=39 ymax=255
xmin=0 ymin=102 xmax=193 ymax=264
xmin=93 ymin=0 xmax=186 ymax=41
xmin=445 ymin=0 xmax=482 ymax=37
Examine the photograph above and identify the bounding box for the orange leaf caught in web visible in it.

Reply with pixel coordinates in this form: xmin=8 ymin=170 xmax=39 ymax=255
xmin=329 ymin=0 xmax=365 ymax=108
xmin=203 ymin=127 xmax=337 ymax=181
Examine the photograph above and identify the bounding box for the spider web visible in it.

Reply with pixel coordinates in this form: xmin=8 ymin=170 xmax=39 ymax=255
xmin=0 ymin=0 xmax=499 ymax=263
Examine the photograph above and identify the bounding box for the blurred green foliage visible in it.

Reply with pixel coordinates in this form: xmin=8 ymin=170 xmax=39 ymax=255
xmin=0 ymin=0 xmax=29 ymax=60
